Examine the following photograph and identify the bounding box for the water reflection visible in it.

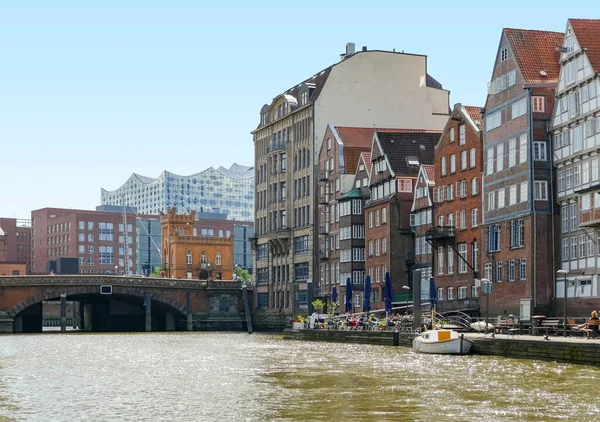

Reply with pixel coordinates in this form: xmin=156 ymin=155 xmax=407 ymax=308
xmin=0 ymin=333 xmax=599 ymax=421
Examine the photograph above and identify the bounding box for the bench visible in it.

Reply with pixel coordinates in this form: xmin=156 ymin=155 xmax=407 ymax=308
xmin=582 ymin=319 xmax=600 ymax=338
xmin=533 ymin=319 xmax=561 ymax=337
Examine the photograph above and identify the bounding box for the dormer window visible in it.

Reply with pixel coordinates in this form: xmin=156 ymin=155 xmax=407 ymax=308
xmin=406 ymin=156 xmax=420 ymax=167
xmin=300 ymin=91 xmax=309 ymax=106
xmin=500 ymin=47 xmax=508 ymax=62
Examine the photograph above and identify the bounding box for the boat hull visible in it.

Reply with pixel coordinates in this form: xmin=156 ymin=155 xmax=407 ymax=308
xmin=412 ymin=330 xmax=472 ymax=354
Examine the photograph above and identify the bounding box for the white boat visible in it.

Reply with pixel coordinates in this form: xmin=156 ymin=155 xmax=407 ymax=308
xmin=412 ymin=329 xmax=473 ymax=354
xmin=470 ymin=321 xmax=495 ymax=332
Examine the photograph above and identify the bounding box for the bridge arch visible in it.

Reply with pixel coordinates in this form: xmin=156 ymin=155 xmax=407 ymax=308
xmin=6 ymin=285 xmax=187 ymax=319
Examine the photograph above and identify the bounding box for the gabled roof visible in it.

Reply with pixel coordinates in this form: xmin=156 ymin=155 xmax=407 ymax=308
xmin=504 ymin=28 xmax=563 ymax=84
xmin=422 ymin=165 xmax=435 ymax=185
xmin=464 ymin=106 xmax=483 ymax=130
xmin=280 ymin=68 xmax=332 ymax=108
xmin=375 ymin=129 xmax=441 ymax=177
xmin=361 ymin=152 xmax=372 ymax=173
xmin=334 ymin=127 xmax=375 ymax=148
xmin=570 ymin=19 xmax=600 ymax=74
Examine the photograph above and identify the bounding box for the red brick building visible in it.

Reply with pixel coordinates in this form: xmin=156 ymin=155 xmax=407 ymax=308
xmin=482 ymin=29 xmax=563 ymax=317
xmin=365 ymin=129 xmax=441 ymax=309
xmin=0 ymin=218 xmax=32 ymax=273
xmin=430 ymin=104 xmax=483 ymax=312
xmin=410 ymin=164 xmax=435 ymax=307
xmin=316 ymin=125 xmax=373 ymax=304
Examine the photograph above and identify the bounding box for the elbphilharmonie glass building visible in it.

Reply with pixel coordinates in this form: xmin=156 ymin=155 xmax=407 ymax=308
xmin=101 ymin=164 xmax=254 ymax=222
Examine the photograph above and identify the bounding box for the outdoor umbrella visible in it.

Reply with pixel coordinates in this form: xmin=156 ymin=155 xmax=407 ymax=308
xmin=363 ymin=275 xmax=371 ymax=314
xmin=384 ymin=272 xmax=394 ymax=314
xmin=345 ymin=278 xmax=353 ymax=314
xmin=332 ymin=287 xmax=338 ymax=304
xmin=429 ymin=277 xmax=437 ymax=310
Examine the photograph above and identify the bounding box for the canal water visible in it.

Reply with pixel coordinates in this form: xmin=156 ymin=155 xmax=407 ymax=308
xmin=1 ymin=333 xmax=599 ymax=421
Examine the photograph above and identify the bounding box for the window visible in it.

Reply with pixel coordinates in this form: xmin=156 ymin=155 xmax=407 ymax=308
xmin=495 ymin=262 xmax=503 ymax=283
xmin=486 ymin=111 xmax=501 ymax=132
xmin=469 ymin=148 xmax=476 ymax=169
xmin=398 ymin=179 xmax=412 ymax=192
xmin=450 ymin=154 xmax=456 ymax=173
xmin=448 ymin=288 xmax=454 ymax=300
xmin=520 ymin=182 xmax=528 ymax=203
xmin=382 ymin=238 xmax=387 ymax=254
xmin=449 ymin=127 xmax=455 ymax=143
xmin=534 ymin=181 xmax=548 ymax=201
xmin=486 ymin=148 xmax=494 ymax=175
xmin=519 ymin=258 xmax=526 ymax=280
xmin=570 ymin=203 xmax=577 ymax=231
xmin=472 ymin=178 xmax=479 ymax=195
xmin=186 ymin=250 xmax=192 ymax=264
xmin=497 ymin=188 xmax=505 ymax=208
xmin=459 ymin=125 xmax=466 ymax=145
xmin=447 ymin=248 xmax=454 ymax=274
xmin=487 ymin=191 xmax=495 ymax=211
xmin=508 ymin=260 xmax=515 ymax=281
xmin=368 ymin=211 xmax=373 ymax=228
xmin=519 ymin=134 xmax=527 ymax=163
xmin=511 ymin=98 xmax=527 ymax=119
xmin=441 ymin=156 xmax=447 ymax=176
xmin=510 ymin=219 xmax=525 ymax=248
xmin=532 ymin=96 xmax=545 ymax=112
xmin=471 ymin=209 xmax=478 ymax=227
xmin=473 ymin=241 xmax=479 ymax=273
xmin=562 ymin=238 xmax=569 ymax=261
xmin=488 ymin=224 xmax=500 ymax=252
xmin=458 ymin=286 xmax=467 ymax=299
xmin=496 ymin=143 xmax=504 ymax=172
xmin=509 ymin=185 xmax=517 ymax=206
xmin=458 ymin=244 xmax=468 ymax=274
xmin=500 ymin=47 xmax=508 ymax=62
xmin=437 ymin=288 xmax=444 ymax=301
xmin=534 ymin=142 xmax=546 ymax=161
xmin=461 ymin=150 xmax=467 ymax=171
xmin=375 ymin=210 xmax=380 ymax=227
xmin=382 ymin=208 xmax=387 ymax=224
xmin=437 ymin=247 xmax=444 ymax=275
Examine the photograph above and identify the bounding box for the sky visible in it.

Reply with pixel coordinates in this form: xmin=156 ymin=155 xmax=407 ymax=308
xmin=0 ymin=1 xmax=597 ymax=218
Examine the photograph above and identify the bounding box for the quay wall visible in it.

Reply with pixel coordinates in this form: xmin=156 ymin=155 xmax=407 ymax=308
xmin=283 ymin=329 xmax=600 ymax=367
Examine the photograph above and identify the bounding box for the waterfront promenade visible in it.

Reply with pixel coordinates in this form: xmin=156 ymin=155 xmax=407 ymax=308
xmin=284 ymin=329 xmax=600 ymax=367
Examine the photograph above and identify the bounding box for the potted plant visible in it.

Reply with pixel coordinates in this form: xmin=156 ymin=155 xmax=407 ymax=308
xmin=292 ymin=315 xmax=305 ymax=330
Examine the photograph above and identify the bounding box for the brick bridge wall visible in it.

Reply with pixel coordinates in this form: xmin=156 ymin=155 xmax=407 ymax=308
xmin=0 ymin=275 xmax=248 ymax=320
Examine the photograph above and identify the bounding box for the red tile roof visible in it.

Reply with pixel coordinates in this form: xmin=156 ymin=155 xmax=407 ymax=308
xmin=464 ymin=106 xmax=483 ymax=129
xmin=504 ymin=28 xmax=563 ymax=84
xmin=423 ymin=164 xmax=436 ymax=185
xmin=570 ymin=19 xmax=600 ymax=74
xmin=361 ymin=152 xmax=372 ymax=173
xmin=334 ymin=127 xmax=374 ymax=149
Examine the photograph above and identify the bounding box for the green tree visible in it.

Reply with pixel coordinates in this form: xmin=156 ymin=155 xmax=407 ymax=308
xmin=312 ymin=298 xmax=325 ymax=314
xmin=235 ymin=266 xmax=251 ymax=282
xmin=149 ymin=266 xmax=162 ymax=278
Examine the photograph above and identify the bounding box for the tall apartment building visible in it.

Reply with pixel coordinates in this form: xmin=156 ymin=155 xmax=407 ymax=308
xmin=365 ymin=129 xmax=440 ymax=311
xmin=0 ymin=218 xmax=32 ymax=273
xmin=252 ymin=43 xmax=449 ymax=325
xmin=411 ymin=164 xmax=435 ymax=303
xmin=482 ymin=28 xmax=563 ymax=317
xmin=316 ymin=126 xmax=373 ymax=303
xmin=101 ymin=163 xmax=254 ymax=222
xmin=429 ymin=104 xmax=483 ymax=313
xmin=551 ymin=19 xmax=600 ymax=315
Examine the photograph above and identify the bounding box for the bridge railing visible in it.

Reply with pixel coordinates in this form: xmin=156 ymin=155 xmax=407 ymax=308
xmin=43 ymin=317 xmax=75 ymax=327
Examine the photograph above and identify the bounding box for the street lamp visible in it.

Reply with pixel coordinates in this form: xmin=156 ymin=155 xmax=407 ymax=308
xmin=402 ymin=285 xmax=410 ymax=314
xmin=115 ymin=265 xmax=118 ymax=275
xmin=481 ymin=278 xmax=490 ymax=334
xmin=557 ymin=269 xmax=568 ymax=337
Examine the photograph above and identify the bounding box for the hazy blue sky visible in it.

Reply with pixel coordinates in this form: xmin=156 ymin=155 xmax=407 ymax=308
xmin=0 ymin=1 xmax=596 ymax=218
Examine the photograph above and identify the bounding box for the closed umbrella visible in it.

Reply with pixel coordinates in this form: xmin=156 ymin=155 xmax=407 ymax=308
xmin=345 ymin=278 xmax=353 ymax=314
xmin=384 ymin=272 xmax=394 ymax=314
xmin=429 ymin=277 xmax=437 ymax=310
xmin=363 ymin=275 xmax=371 ymax=314
xmin=332 ymin=287 xmax=338 ymax=304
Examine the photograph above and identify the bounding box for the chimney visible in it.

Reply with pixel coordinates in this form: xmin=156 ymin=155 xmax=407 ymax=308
xmin=346 ymin=42 xmax=355 ymax=56
xmin=362 ymin=46 xmax=367 ymax=52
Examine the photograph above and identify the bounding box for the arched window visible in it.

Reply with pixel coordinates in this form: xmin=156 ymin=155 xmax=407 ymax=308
xmin=215 ymin=252 xmax=222 ymax=266
xmin=201 ymin=251 xmax=207 ymax=264
xmin=186 ymin=250 xmax=192 ymax=265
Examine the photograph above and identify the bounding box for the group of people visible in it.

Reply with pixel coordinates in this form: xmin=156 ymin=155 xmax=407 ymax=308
xmin=307 ymin=312 xmax=413 ymax=331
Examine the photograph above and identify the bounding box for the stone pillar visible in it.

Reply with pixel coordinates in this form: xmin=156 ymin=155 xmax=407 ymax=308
xmin=186 ymin=290 xmax=193 ymax=331
xmin=165 ymin=312 xmax=175 ymax=331
xmin=145 ymin=292 xmax=152 ymax=332
xmin=83 ymin=303 xmax=92 ymax=331
xmin=72 ymin=301 xmax=79 ymax=329
xmin=60 ymin=293 xmax=67 ymax=332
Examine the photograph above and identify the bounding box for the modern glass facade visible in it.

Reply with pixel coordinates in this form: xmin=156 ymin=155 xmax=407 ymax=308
xmin=101 ymin=164 xmax=254 ymax=222
xmin=136 ymin=218 xmax=162 ymax=276
xmin=234 ymin=225 xmax=254 ymax=273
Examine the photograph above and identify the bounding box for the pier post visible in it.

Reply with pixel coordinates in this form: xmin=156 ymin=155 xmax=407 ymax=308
xmin=186 ymin=290 xmax=193 ymax=331
xmin=145 ymin=293 xmax=152 ymax=332
xmin=60 ymin=293 xmax=67 ymax=332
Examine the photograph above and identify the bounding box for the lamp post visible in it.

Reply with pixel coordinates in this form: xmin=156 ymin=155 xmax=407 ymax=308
xmin=402 ymin=285 xmax=410 ymax=314
xmin=481 ymin=278 xmax=490 ymax=334
xmin=115 ymin=265 xmax=118 ymax=276
xmin=557 ymin=269 xmax=568 ymax=337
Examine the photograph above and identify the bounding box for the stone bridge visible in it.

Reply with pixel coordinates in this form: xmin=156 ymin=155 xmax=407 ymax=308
xmin=0 ymin=275 xmax=251 ymax=333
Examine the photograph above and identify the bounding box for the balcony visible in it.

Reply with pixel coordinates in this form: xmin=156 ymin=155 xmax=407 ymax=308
xmin=318 ymin=170 xmax=330 ymax=182
xmin=580 ymin=208 xmax=600 ymax=228
xmin=425 ymin=225 xmax=455 ymax=241
xmin=319 ymin=250 xmax=329 ymax=261
xmin=319 ymin=223 xmax=330 ymax=235
xmin=319 ymin=193 xmax=330 ymax=205
xmin=267 ymin=141 xmax=286 ymax=154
